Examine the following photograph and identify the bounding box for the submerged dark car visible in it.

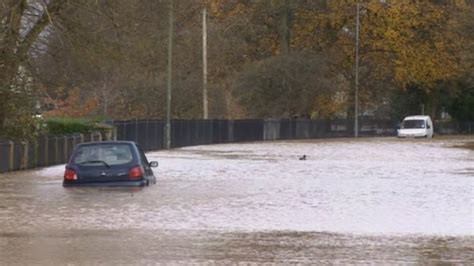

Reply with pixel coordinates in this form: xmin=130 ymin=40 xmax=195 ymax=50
xmin=63 ymin=141 xmax=158 ymax=187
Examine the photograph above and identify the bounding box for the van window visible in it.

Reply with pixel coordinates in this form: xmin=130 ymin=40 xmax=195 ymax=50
xmin=401 ymin=120 xmax=425 ymax=129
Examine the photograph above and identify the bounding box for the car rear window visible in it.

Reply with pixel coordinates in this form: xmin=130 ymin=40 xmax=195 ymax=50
xmin=72 ymin=144 xmax=133 ymax=166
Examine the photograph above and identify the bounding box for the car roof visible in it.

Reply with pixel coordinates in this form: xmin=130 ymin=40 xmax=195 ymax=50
xmin=403 ymin=115 xmax=431 ymax=120
xmin=76 ymin=141 xmax=138 ymax=147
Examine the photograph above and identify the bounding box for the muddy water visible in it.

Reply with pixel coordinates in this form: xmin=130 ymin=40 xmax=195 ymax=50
xmin=2 ymin=230 xmax=473 ymax=264
xmin=0 ymin=137 xmax=473 ymax=264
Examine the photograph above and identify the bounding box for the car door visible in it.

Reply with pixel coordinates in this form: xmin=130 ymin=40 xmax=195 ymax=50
xmin=136 ymin=145 xmax=155 ymax=180
xmin=427 ymin=119 xmax=434 ymax=137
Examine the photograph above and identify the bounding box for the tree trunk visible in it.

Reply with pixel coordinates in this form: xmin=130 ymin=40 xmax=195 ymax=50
xmin=278 ymin=0 xmax=291 ymax=55
xmin=0 ymin=0 xmax=66 ymax=130
xmin=430 ymin=92 xmax=438 ymax=119
xmin=0 ymin=0 xmax=27 ymax=129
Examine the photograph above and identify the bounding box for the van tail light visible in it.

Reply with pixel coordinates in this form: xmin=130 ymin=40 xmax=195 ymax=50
xmin=129 ymin=166 xmax=144 ymax=180
xmin=64 ymin=168 xmax=77 ymax=181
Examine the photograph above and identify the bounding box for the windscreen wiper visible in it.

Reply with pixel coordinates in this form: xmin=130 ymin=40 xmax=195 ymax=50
xmin=78 ymin=160 xmax=110 ymax=168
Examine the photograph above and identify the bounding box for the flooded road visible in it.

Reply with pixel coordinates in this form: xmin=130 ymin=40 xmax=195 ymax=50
xmin=1 ymin=137 xmax=473 ymax=264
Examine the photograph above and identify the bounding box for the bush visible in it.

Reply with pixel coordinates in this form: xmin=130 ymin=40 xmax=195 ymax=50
xmin=46 ymin=118 xmax=97 ymax=135
xmin=1 ymin=114 xmax=42 ymax=141
xmin=448 ymin=86 xmax=474 ymax=122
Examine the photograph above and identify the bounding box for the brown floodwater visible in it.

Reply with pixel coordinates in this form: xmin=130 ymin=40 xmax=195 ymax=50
xmin=2 ymin=229 xmax=473 ymax=264
xmin=0 ymin=137 xmax=473 ymax=264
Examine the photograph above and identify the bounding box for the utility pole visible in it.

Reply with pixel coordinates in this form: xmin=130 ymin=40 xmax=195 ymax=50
xmin=165 ymin=0 xmax=173 ymax=149
xmin=354 ymin=2 xmax=360 ymax=138
xmin=202 ymin=7 xmax=208 ymax=119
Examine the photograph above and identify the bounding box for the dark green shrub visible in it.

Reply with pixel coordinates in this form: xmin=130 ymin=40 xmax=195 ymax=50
xmin=46 ymin=118 xmax=96 ymax=135
xmin=448 ymin=86 xmax=474 ymax=122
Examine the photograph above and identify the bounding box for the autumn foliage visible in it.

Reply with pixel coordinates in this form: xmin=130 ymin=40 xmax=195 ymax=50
xmin=42 ymin=88 xmax=99 ymax=118
xmin=1 ymin=0 xmax=473 ymax=139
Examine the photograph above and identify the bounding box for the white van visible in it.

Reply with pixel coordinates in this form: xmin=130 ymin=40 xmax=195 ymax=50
xmin=397 ymin=115 xmax=434 ymax=138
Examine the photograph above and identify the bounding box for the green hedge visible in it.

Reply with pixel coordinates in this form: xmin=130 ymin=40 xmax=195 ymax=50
xmin=46 ymin=118 xmax=97 ymax=135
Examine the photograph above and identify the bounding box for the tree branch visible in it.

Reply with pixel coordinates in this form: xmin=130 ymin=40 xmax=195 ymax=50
xmin=17 ymin=0 xmax=66 ymax=60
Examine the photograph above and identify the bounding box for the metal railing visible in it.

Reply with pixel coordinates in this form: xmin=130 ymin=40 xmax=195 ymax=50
xmin=0 ymin=132 xmax=102 ymax=173
xmin=113 ymin=118 xmax=399 ymax=152
xmin=0 ymin=118 xmax=471 ymax=173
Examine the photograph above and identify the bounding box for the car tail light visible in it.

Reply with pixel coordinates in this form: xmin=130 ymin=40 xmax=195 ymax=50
xmin=129 ymin=166 xmax=144 ymax=180
xmin=64 ymin=168 xmax=77 ymax=181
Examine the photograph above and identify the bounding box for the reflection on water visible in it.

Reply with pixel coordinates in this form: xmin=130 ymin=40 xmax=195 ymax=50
xmin=0 ymin=137 xmax=473 ymax=264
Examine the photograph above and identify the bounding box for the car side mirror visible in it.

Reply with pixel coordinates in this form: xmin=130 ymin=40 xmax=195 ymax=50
xmin=149 ymin=161 xmax=159 ymax=168
xmin=427 ymin=125 xmax=431 ymax=129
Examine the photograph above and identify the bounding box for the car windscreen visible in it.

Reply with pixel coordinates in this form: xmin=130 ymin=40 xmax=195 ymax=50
xmin=401 ymin=119 xmax=425 ymax=129
xmin=72 ymin=144 xmax=133 ymax=166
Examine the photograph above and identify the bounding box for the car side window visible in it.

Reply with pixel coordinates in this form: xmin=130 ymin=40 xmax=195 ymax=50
xmin=136 ymin=145 xmax=149 ymax=166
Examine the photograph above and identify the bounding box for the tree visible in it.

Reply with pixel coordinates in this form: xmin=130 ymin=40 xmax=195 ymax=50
xmin=232 ymin=52 xmax=335 ymax=118
xmin=292 ymin=0 xmax=472 ymax=119
xmin=3 ymin=0 xmax=472 ymax=128
xmin=0 ymin=0 xmax=67 ymax=138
